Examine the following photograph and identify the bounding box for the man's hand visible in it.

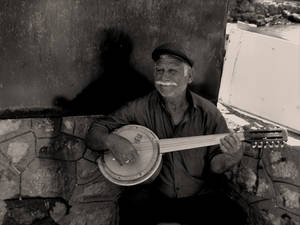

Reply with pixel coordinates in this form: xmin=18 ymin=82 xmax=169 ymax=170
xmin=211 ymin=133 xmax=244 ymax=174
xmin=105 ymin=133 xmax=139 ymax=166
xmin=220 ymin=133 xmax=244 ymax=164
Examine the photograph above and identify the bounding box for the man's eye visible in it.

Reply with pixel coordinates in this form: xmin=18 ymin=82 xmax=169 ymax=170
xmin=169 ymin=69 xmax=177 ymax=74
xmin=156 ymin=69 xmax=163 ymax=73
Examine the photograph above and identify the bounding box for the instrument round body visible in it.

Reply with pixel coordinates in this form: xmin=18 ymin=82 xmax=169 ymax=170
xmin=97 ymin=125 xmax=162 ymax=186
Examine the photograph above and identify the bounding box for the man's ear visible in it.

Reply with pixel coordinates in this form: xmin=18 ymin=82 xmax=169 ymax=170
xmin=188 ymin=68 xmax=193 ymax=84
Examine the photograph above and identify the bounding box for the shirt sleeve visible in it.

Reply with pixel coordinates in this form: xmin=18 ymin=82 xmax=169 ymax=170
xmin=89 ymin=95 xmax=149 ymax=132
xmin=205 ymin=110 xmax=229 ymax=163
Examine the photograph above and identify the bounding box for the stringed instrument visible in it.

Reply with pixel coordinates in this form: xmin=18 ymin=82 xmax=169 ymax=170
xmin=97 ymin=125 xmax=287 ymax=186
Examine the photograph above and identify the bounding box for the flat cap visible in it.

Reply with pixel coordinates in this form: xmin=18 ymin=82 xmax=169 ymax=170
xmin=152 ymin=42 xmax=193 ymax=67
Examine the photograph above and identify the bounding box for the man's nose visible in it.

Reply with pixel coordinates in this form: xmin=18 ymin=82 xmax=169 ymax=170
xmin=161 ymin=71 xmax=172 ymax=80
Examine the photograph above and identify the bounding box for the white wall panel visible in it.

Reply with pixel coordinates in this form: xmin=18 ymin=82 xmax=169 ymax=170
xmin=219 ymin=26 xmax=300 ymax=133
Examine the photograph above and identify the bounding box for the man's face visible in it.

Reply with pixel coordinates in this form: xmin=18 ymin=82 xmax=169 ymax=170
xmin=154 ymin=55 xmax=192 ymax=98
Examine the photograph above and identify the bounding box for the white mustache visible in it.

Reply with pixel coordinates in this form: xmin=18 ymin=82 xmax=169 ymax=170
xmin=155 ymin=81 xmax=178 ymax=86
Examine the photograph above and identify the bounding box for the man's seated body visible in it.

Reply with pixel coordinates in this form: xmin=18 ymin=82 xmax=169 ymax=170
xmin=86 ymin=43 xmax=247 ymax=225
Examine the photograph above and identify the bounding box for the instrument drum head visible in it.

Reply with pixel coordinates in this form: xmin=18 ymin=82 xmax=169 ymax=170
xmin=98 ymin=125 xmax=162 ymax=186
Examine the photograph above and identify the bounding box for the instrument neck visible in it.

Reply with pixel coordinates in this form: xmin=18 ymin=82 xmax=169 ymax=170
xmin=159 ymin=132 xmax=245 ymax=153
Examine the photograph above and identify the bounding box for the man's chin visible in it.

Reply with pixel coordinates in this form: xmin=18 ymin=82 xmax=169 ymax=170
xmin=157 ymin=89 xmax=176 ymax=98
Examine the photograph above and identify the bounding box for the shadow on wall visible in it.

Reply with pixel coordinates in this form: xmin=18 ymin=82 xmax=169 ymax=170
xmin=53 ymin=28 xmax=154 ymax=115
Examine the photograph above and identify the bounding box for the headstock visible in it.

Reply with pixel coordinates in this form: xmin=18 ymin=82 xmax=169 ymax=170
xmin=243 ymin=126 xmax=288 ymax=149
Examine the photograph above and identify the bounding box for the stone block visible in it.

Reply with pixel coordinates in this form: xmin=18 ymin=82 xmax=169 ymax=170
xmin=77 ymin=158 xmax=101 ymax=185
xmin=0 ymin=132 xmax=36 ymax=172
xmin=271 ymin=159 xmax=298 ymax=180
xmin=227 ymin=154 xmax=278 ymax=204
xmin=276 ymin=184 xmax=300 ymax=214
xmin=265 ymin=146 xmax=300 ymax=186
xmin=255 ymin=168 xmax=274 ymax=199
xmin=84 ymin=148 xmax=101 ymax=163
xmin=3 ymin=198 xmax=65 ymax=225
xmin=61 ymin=117 xmax=76 ymax=136
xmin=254 ymin=3 xmax=268 ymax=15
xmin=73 ymin=116 xmax=96 ymax=139
xmin=0 ymin=163 xmax=20 ymax=199
xmin=0 ymin=200 xmax=7 ymax=225
xmin=252 ymin=200 xmax=300 ymax=225
xmin=232 ymin=156 xmax=259 ymax=193
xmin=59 ymin=202 xmax=117 ymax=225
xmin=239 ymin=0 xmax=253 ymax=13
xmin=237 ymin=166 xmax=257 ymax=193
xmin=36 ymin=134 xmax=86 ymax=161
xmin=21 ymin=158 xmax=76 ymax=200
xmin=0 ymin=119 xmax=31 ymax=143
xmin=32 ymin=118 xmax=61 ymax=138
xmin=267 ymin=3 xmax=281 ymax=16
xmin=282 ymin=1 xmax=300 ymax=14
xmin=49 ymin=201 xmax=68 ymax=224
xmin=70 ymin=175 xmax=120 ymax=204
xmin=265 ymin=211 xmax=293 ymax=225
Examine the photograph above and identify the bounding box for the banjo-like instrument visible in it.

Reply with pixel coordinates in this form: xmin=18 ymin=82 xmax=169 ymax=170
xmin=97 ymin=125 xmax=287 ymax=186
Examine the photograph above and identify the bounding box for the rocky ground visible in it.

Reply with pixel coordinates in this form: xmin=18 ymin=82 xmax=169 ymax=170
xmin=228 ymin=0 xmax=300 ymax=26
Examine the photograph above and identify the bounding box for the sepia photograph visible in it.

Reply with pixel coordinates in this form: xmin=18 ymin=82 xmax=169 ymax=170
xmin=0 ymin=0 xmax=299 ymax=225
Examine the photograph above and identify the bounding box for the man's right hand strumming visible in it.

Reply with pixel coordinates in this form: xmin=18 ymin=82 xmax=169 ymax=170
xmin=105 ymin=133 xmax=139 ymax=166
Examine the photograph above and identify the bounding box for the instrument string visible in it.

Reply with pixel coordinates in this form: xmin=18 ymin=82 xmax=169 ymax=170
xmin=103 ymin=132 xmax=245 ymax=154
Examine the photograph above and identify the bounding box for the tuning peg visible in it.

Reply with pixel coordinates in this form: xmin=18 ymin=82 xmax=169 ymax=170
xmin=258 ymin=142 xmax=263 ymax=148
xmin=269 ymin=141 xmax=274 ymax=148
xmin=263 ymin=141 xmax=267 ymax=148
xmin=252 ymin=141 xmax=257 ymax=149
xmin=274 ymin=141 xmax=280 ymax=148
xmin=280 ymin=142 xmax=285 ymax=148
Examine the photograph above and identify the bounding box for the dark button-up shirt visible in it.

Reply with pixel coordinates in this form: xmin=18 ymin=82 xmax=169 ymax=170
xmin=89 ymin=90 xmax=229 ymax=198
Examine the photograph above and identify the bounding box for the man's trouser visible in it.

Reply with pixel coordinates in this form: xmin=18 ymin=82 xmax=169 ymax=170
xmin=118 ymin=185 xmax=247 ymax=225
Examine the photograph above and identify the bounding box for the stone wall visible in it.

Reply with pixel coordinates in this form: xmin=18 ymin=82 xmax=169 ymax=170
xmin=0 ymin=117 xmax=120 ymax=225
xmin=221 ymin=105 xmax=300 ymax=225
xmin=1 ymin=114 xmax=300 ymax=225
xmin=228 ymin=0 xmax=300 ymax=26
xmin=226 ymin=142 xmax=300 ymax=225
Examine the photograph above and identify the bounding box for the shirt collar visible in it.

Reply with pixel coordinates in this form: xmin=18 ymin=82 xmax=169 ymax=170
xmin=186 ymin=89 xmax=197 ymax=109
xmin=155 ymin=88 xmax=197 ymax=111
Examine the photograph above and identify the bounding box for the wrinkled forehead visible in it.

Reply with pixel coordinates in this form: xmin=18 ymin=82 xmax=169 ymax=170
xmin=154 ymin=55 xmax=185 ymax=67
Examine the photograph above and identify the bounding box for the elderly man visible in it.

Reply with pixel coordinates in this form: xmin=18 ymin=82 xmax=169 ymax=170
xmin=86 ymin=43 xmax=246 ymax=225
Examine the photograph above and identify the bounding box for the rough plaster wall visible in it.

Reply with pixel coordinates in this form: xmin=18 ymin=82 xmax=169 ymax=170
xmin=0 ymin=0 xmax=228 ymax=113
